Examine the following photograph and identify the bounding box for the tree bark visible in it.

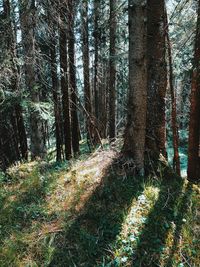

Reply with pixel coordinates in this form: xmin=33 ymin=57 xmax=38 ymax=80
xmin=188 ymin=0 xmax=200 ymax=181
xmin=48 ymin=1 xmax=62 ymax=161
xmin=68 ymin=0 xmax=80 ymax=155
xmin=82 ymin=0 xmax=94 ymax=147
xmin=146 ymin=0 xmax=167 ymax=158
xmin=109 ymin=0 xmax=117 ymax=140
xmin=123 ymin=0 xmax=147 ymax=176
xmin=3 ymin=0 xmax=28 ymax=160
xmin=19 ymin=0 xmax=45 ymax=159
xmin=93 ymin=0 xmax=100 ymax=121
xmin=59 ymin=0 xmax=72 ymax=160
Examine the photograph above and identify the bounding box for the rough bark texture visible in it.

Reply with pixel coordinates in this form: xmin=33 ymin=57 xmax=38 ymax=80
xmin=188 ymin=0 xmax=200 ymax=181
xmin=0 ymin=1 xmax=16 ymax=169
xmin=165 ymin=11 xmax=181 ymax=176
xmin=68 ymin=0 xmax=80 ymax=155
xmin=146 ymin=0 xmax=167 ymax=157
xmin=19 ymin=0 xmax=45 ymax=159
xmin=97 ymin=65 xmax=106 ymax=138
xmin=123 ymin=0 xmax=147 ymax=176
xmin=59 ymin=0 xmax=72 ymax=160
xmin=109 ymin=0 xmax=117 ymax=140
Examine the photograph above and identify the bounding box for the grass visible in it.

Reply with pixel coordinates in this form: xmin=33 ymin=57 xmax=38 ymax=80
xmin=0 ymin=146 xmax=199 ymax=267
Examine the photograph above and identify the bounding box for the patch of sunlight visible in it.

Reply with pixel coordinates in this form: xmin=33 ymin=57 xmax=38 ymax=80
xmin=159 ymin=222 xmax=177 ymax=267
xmin=105 ymin=186 xmax=160 ymax=266
xmin=160 ymin=181 xmax=200 ymax=267
xmin=0 ymin=221 xmax=58 ymax=267
xmin=45 ymin=150 xmax=117 ymax=215
xmin=7 ymin=161 xmax=39 ymax=179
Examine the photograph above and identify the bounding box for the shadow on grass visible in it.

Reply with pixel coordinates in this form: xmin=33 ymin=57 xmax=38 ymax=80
xmin=165 ymin=183 xmax=193 ymax=267
xmin=49 ymin=155 xmax=145 ymax=267
xmin=132 ymin=174 xmax=192 ymax=267
xmin=0 ymin=168 xmax=56 ymax=244
xmin=0 ymin=155 xmax=193 ymax=267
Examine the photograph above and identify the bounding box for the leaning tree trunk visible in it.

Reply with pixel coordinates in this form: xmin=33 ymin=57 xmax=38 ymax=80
xmin=165 ymin=11 xmax=181 ymax=176
xmin=68 ymin=0 xmax=80 ymax=155
xmin=123 ymin=0 xmax=147 ymax=176
xmin=19 ymin=0 xmax=45 ymax=159
xmin=108 ymin=0 xmax=117 ymax=141
xmin=188 ymin=0 xmax=200 ymax=181
xmin=146 ymin=0 xmax=167 ymax=158
xmin=59 ymin=0 xmax=72 ymax=160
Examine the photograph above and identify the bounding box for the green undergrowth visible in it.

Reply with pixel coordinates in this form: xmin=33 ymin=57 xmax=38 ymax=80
xmin=0 ymin=149 xmax=199 ymax=267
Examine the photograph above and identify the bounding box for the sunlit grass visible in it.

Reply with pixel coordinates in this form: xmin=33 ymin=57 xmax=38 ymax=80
xmin=0 ymin=149 xmax=117 ymax=266
xmin=100 ymin=186 xmax=160 ymax=266
xmin=0 ymin=147 xmax=199 ymax=267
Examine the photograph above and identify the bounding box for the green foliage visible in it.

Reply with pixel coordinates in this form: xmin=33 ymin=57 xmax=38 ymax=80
xmin=0 ymin=89 xmax=5 ymax=105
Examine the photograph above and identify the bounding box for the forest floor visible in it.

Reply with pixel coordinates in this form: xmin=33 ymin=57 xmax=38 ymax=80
xmin=0 ymin=141 xmax=199 ymax=267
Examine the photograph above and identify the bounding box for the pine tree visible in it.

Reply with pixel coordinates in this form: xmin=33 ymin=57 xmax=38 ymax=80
xmin=188 ymin=0 xmax=200 ymax=180
xmin=109 ymin=0 xmax=117 ymax=141
xmin=146 ymin=0 xmax=167 ymax=158
xmin=123 ymin=0 xmax=147 ymax=176
xmin=19 ymin=0 xmax=46 ymax=159
xmin=68 ymin=0 xmax=80 ymax=155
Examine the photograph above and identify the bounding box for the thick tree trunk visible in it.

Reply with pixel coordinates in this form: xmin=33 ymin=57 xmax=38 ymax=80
xmin=146 ymin=0 xmax=167 ymax=158
xmin=59 ymin=1 xmax=72 ymax=160
xmin=109 ymin=0 xmax=117 ymax=140
xmin=165 ymin=11 xmax=181 ymax=176
xmin=68 ymin=0 xmax=80 ymax=155
xmin=19 ymin=0 xmax=45 ymax=159
xmin=188 ymin=0 xmax=200 ymax=181
xmin=123 ymin=0 xmax=147 ymax=176
xmin=0 ymin=121 xmax=17 ymax=169
xmin=0 ymin=1 xmax=19 ymax=169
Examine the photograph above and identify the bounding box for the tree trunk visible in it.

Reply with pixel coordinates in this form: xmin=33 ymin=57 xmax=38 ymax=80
xmin=146 ymin=0 xmax=167 ymax=158
xmin=82 ymin=0 xmax=94 ymax=147
xmin=48 ymin=2 xmax=62 ymax=161
xmin=93 ymin=0 xmax=100 ymax=121
xmin=59 ymin=0 xmax=72 ymax=160
xmin=19 ymin=0 xmax=45 ymax=159
xmin=165 ymin=11 xmax=181 ymax=176
xmin=123 ymin=0 xmax=147 ymax=176
xmin=188 ymin=0 xmax=200 ymax=181
xmin=4 ymin=0 xmax=28 ymax=160
xmin=68 ymin=0 xmax=80 ymax=155
xmin=109 ymin=0 xmax=117 ymax=140
xmin=15 ymin=105 xmax=28 ymax=159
